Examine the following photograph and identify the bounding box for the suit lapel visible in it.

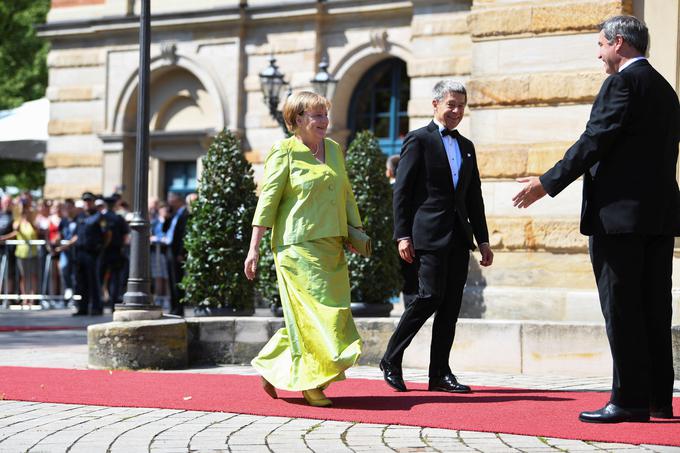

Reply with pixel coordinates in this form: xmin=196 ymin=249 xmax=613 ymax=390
xmin=426 ymin=121 xmax=450 ymax=169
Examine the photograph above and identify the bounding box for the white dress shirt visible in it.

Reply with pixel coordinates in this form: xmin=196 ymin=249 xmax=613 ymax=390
xmin=619 ymin=56 xmax=646 ymax=73
xmin=433 ymin=118 xmax=462 ymax=188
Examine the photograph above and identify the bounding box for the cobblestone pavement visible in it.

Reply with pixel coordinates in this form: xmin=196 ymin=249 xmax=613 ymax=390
xmin=0 ymin=308 xmax=679 ymax=452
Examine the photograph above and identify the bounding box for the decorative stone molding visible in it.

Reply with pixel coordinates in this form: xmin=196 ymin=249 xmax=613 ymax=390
xmin=160 ymin=41 xmax=179 ymax=64
xmin=110 ymin=52 xmax=227 ymax=135
xmin=468 ymin=0 xmax=631 ymax=40
xmin=247 ymin=39 xmax=315 ymax=56
xmin=369 ymin=29 xmax=390 ymax=52
xmin=44 ymin=153 xmax=103 ymax=169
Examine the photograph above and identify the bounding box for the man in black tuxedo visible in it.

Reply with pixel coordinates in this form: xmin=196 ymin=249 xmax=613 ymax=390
xmin=381 ymin=80 xmax=494 ymax=393
xmin=514 ymin=15 xmax=680 ymax=423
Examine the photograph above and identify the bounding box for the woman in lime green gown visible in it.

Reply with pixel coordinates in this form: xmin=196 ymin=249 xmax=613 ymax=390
xmin=244 ymin=91 xmax=363 ymax=407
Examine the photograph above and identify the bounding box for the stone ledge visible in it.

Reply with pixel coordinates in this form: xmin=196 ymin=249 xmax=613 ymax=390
xmin=407 ymin=56 xmax=471 ymax=77
xmin=46 ymin=85 xmax=104 ymax=102
xmin=476 ymin=142 xmax=571 ymax=178
xmin=468 ymin=0 xmax=630 ymax=40
xmin=43 ymin=183 xmax=102 ymax=199
xmin=411 ymin=14 xmax=469 ymax=37
xmin=47 ymin=48 xmax=106 ymax=68
xmin=48 ymin=119 xmax=97 ymax=136
xmin=465 ymin=286 xmax=680 ymax=324
xmin=486 ymin=216 xmax=587 ymax=252
xmin=44 ymin=152 xmax=103 ymax=169
xmin=468 ymin=72 xmax=605 ymax=108
xmin=184 ymin=316 xmax=680 ymax=377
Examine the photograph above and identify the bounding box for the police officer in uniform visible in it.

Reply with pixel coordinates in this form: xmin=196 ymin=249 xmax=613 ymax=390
xmin=73 ymin=192 xmax=110 ymax=316
xmin=99 ymin=195 xmax=129 ymax=310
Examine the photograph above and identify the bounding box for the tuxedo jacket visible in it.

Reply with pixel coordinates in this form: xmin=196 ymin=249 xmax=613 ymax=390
xmin=393 ymin=121 xmax=489 ymax=251
xmin=540 ymin=59 xmax=680 ymax=236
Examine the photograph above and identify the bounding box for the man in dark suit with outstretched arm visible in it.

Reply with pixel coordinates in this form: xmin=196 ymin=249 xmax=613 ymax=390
xmin=514 ymin=15 xmax=680 ymax=423
xmin=380 ymin=80 xmax=494 ymax=393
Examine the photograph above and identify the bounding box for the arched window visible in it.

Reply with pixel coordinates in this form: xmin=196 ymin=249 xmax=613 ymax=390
xmin=348 ymin=58 xmax=410 ymax=155
xmin=165 ymin=161 xmax=197 ymax=197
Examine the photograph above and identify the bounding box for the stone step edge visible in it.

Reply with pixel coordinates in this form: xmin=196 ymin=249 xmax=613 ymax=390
xmin=185 ymin=317 xmax=680 ymax=378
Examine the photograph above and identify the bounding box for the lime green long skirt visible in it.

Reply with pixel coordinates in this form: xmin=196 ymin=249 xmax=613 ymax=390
xmin=251 ymin=236 xmax=362 ymax=391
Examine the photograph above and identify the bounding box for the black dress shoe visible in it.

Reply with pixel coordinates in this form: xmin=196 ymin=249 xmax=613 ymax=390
xmin=428 ymin=374 xmax=471 ymax=393
xmin=579 ymin=403 xmax=649 ymax=423
xmin=90 ymin=309 xmax=103 ymax=316
xmin=72 ymin=311 xmax=88 ymax=317
xmin=379 ymin=359 xmax=407 ymax=392
xmin=650 ymin=405 xmax=674 ymax=419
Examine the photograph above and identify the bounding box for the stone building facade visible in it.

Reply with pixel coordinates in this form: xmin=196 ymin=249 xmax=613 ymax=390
xmin=40 ymin=0 xmax=680 ymax=321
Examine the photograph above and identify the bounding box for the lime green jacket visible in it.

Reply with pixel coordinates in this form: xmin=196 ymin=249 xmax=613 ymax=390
xmin=252 ymin=136 xmax=363 ymax=247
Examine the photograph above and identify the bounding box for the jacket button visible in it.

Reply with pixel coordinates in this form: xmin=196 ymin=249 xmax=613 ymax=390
xmin=329 ymin=184 xmax=334 ymax=191
xmin=330 ymin=199 xmax=336 ymax=205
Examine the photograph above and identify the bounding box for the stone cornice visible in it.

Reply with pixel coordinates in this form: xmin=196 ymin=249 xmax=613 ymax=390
xmin=468 ymin=0 xmax=632 ymax=41
xmin=38 ymin=0 xmax=412 ymax=39
xmin=476 ymin=142 xmax=572 ymax=178
xmin=486 ymin=216 xmax=587 ymax=252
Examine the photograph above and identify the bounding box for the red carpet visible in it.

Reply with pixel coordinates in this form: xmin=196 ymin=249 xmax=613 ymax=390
xmin=0 ymin=366 xmax=678 ymax=446
xmin=0 ymin=326 xmax=85 ymax=332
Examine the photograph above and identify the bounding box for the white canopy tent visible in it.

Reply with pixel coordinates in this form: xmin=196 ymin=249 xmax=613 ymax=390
xmin=0 ymin=97 xmax=48 ymax=162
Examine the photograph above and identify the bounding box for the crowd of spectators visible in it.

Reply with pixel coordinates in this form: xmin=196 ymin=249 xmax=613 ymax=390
xmin=0 ymin=191 xmax=194 ymax=316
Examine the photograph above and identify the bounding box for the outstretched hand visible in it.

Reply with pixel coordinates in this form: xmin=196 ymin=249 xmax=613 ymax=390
xmin=513 ymin=177 xmax=547 ymax=209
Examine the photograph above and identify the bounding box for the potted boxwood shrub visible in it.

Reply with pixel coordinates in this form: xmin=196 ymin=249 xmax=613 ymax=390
xmin=182 ymin=129 xmax=257 ymax=316
xmin=346 ymin=131 xmax=402 ymax=317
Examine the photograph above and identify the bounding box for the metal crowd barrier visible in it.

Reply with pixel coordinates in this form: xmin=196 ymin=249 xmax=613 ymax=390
xmin=0 ymin=239 xmax=79 ymax=309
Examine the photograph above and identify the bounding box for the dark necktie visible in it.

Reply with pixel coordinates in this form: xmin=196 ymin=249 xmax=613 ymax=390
xmin=441 ymin=128 xmax=460 ymax=139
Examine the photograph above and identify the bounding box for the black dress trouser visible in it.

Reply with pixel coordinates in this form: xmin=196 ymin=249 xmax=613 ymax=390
xmin=76 ymin=250 xmax=102 ymax=314
xmin=383 ymin=236 xmax=470 ymax=378
xmin=589 ymin=234 xmax=675 ymax=409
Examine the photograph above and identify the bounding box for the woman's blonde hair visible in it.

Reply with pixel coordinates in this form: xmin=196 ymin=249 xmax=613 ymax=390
xmin=282 ymin=91 xmax=331 ymax=133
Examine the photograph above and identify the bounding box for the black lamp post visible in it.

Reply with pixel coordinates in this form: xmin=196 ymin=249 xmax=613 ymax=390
xmin=259 ymin=56 xmax=289 ymax=135
xmin=310 ymin=56 xmax=337 ymax=100
xmin=116 ymin=0 xmax=161 ymax=319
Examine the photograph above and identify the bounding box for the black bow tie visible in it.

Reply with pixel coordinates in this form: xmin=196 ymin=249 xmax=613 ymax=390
xmin=441 ymin=128 xmax=460 ymax=139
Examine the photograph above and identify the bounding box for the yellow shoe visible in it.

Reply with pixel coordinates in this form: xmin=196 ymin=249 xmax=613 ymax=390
xmin=302 ymin=389 xmax=332 ymax=407
xmin=260 ymin=376 xmax=277 ymax=399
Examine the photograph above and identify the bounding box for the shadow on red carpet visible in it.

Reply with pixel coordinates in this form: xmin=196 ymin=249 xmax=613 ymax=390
xmin=0 ymin=366 xmax=677 ymax=446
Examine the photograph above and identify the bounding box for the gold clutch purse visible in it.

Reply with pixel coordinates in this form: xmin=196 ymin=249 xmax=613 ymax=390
xmin=347 ymin=225 xmax=372 ymax=257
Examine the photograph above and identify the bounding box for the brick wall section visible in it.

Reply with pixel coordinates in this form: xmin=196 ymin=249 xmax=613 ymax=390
xmin=52 ymin=0 xmax=105 ymax=7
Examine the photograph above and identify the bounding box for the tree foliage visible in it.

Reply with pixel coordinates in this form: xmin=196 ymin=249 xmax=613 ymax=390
xmin=346 ymin=131 xmax=402 ymax=303
xmin=181 ymin=130 xmax=257 ymax=309
xmin=0 ymin=159 xmax=45 ymax=191
xmin=0 ymin=0 xmax=50 ymax=110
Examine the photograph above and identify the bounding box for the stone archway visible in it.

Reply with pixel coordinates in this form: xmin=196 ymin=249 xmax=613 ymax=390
xmin=105 ymin=60 xmax=223 ymax=201
xmin=327 ymin=39 xmax=412 ymax=149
